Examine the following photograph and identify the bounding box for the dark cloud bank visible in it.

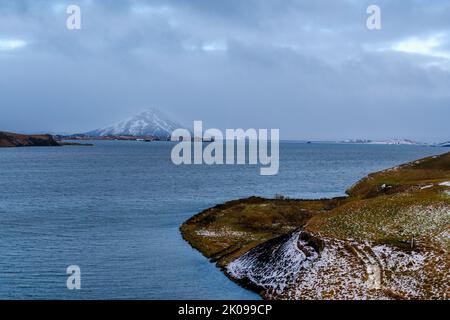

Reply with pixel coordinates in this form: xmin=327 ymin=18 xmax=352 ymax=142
xmin=0 ymin=0 xmax=449 ymax=142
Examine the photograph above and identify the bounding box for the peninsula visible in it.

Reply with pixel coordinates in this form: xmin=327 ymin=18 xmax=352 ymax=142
xmin=181 ymin=152 xmax=450 ymax=299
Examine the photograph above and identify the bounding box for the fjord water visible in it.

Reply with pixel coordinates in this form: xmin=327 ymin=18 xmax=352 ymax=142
xmin=0 ymin=142 xmax=445 ymax=299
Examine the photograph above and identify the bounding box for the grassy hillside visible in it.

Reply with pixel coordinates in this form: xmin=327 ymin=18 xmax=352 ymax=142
xmin=181 ymin=151 xmax=450 ymax=299
xmin=181 ymin=196 xmax=348 ymax=266
xmin=308 ymin=152 xmax=450 ymax=247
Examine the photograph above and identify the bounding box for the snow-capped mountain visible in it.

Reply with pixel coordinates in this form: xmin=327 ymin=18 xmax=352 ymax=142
xmin=85 ymin=108 xmax=183 ymax=138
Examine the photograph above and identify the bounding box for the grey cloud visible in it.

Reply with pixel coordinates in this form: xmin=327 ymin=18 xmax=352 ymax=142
xmin=0 ymin=0 xmax=449 ymax=142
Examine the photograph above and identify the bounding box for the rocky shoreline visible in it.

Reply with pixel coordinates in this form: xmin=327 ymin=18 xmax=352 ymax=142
xmin=0 ymin=131 xmax=60 ymax=148
xmin=181 ymin=152 xmax=450 ymax=300
xmin=0 ymin=131 xmax=93 ymax=148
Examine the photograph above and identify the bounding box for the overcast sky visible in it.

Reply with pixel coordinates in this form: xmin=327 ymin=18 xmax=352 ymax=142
xmin=0 ymin=0 xmax=449 ymax=142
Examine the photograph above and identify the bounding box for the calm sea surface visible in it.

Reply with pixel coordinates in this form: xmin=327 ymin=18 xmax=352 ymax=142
xmin=0 ymin=141 xmax=446 ymax=299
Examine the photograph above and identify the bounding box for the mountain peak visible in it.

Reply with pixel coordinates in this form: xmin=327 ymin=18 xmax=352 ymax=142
xmin=85 ymin=108 xmax=183 ymax=138
xmin=135 ymin=108 xmax=164 ymax=117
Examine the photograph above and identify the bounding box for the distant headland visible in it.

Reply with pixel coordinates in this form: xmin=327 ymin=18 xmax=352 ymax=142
xmin=0 ymin=131 xmax=92 ymax=148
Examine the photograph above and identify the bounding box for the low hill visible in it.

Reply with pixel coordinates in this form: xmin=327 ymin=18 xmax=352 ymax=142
xmin=0 ymin=131 xmax=61 ymax=148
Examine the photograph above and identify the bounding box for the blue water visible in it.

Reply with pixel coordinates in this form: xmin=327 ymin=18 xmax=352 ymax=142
xmin=0 ymin=141 xmax=446 ymax=299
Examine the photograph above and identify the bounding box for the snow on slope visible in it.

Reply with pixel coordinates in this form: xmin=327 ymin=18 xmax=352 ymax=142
xmin=437 ymin=141 xmax=450 ymax=147
xmin=227 ymin=229 xmax=448 ymax=300
xmin=85 ymin=108 xmax=183 ymax=138
xmin=227 ymin=231 xmax=317 ymax=295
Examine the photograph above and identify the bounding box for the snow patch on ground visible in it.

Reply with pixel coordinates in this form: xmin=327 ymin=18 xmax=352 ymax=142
xmin=227 ymin=231 xmax=312 ymax=294
xmin=226 ymin=229 xmax=449 ymax=300
xmin=196 ymin=229 xmax=247 ymax=238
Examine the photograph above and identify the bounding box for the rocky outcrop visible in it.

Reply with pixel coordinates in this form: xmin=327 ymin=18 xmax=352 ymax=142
xmin=0 ymin=131 xmax=61 ymax=148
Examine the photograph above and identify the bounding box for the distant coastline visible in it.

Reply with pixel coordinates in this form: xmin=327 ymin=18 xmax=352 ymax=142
xmin=0 ymin=131 xmax=93 ymax=148
xmin=56 ymin=134 xmax=171 ymax=142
